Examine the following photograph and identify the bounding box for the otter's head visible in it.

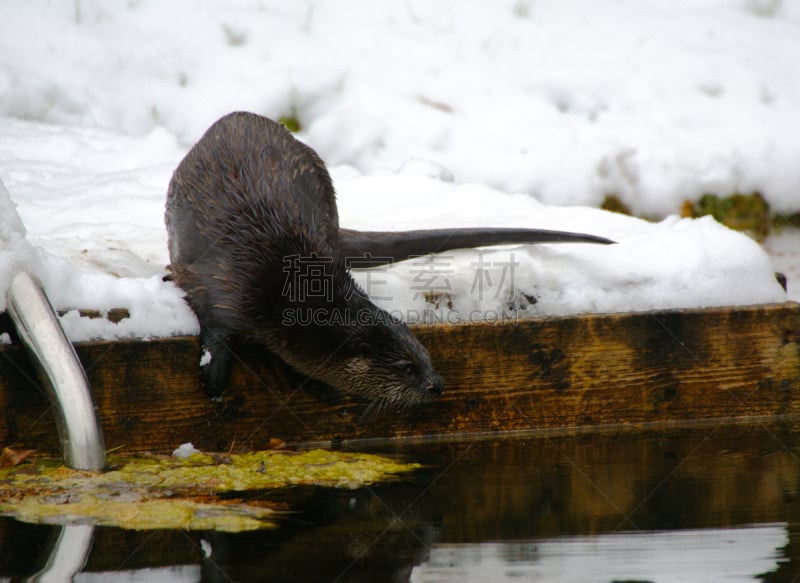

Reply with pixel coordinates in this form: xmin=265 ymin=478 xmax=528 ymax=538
xmin=279 ymin=305 xmax=442 ymax=410
xmin=334 ymin=316 xmax=443 ymax=409
xmin=267 ymin=252 xmax=443 ymax=409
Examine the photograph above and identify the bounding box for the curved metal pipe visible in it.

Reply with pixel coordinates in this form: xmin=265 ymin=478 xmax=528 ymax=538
xmin=6 ymin=271 xmax=106 ymax=470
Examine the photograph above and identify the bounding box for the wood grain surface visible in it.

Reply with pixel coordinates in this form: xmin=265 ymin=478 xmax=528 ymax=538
xmin=0 ymin=302 xmax=798 ymax=454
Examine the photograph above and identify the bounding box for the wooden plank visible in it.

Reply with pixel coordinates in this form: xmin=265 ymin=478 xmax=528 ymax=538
xmin=0 ymin=303 xmax=798 ymax=455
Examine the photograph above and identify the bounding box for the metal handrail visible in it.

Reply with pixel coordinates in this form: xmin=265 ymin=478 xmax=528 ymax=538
xmin=6 ymin=271 xmax=106 ymax=470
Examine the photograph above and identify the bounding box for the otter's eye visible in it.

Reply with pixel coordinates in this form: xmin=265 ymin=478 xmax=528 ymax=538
xmin=394 ymin=359 xmax=418 ymax=377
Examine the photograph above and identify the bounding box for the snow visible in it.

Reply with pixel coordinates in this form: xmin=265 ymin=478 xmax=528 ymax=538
xmin=339 ymin=173 xmax=786 ymax=323
xmin=0 ymin=1 xmax=796 ymax=342
xmin=172 ymin=442 xmax=201 ymax=459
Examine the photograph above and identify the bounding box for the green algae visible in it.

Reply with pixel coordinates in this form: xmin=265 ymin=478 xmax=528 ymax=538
xmin=110 ymin=449 xmax=421 ymax=492
xmin=0 ymin=449 xmax=421 ymax=531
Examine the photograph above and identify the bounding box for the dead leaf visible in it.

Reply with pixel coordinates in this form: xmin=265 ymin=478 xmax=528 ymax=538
xmin=1 ymin=447 xmax=36 ymax=468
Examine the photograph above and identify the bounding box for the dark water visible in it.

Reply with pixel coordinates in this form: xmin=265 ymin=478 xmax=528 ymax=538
xmin=3 ymin=422 xmax=800 ymax=582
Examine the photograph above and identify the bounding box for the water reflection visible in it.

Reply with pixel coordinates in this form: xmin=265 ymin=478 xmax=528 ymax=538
xmin=411 ymin=525 xmax=786 ymax=582
xmin=2 ymin=423 xmax=800 ymax=582
xmin=28 ymin=524 xmax=94 ymax=582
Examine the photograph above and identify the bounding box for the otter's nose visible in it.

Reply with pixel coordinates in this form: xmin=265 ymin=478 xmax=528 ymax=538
xmin=424 ymin=374 xmax=444 ymax=399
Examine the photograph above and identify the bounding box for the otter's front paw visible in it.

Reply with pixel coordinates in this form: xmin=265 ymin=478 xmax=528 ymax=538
xmin=199 ymin=334 xmax=233 ymax=400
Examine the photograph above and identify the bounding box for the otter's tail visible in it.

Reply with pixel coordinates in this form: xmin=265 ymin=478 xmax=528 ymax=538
xmin=339 ymin=227 xmax=614 ymax=268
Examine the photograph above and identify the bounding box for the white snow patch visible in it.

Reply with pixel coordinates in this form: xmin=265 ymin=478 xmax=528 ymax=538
xmin=0 ymin=2 xmax=795 ymax=342
xmin=1 ymin=1 xmax=799 ymax=215
xmin=172 ymin=443 xmax=201 ymax=459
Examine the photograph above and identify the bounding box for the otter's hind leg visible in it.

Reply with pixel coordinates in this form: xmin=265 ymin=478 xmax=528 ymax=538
xmin=199 ymin=327 xmax=234 ymax=400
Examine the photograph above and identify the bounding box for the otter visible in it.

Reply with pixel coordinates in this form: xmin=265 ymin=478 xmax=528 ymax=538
xmin=165 ymin=111 xmax=612 ymax=408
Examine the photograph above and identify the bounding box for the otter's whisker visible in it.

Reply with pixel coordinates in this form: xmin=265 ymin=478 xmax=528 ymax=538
xmin=360 ymin=396 xmax=383 ymax=422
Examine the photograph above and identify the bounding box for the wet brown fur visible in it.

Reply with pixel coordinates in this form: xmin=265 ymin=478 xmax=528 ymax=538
xmin=166 ymin=111 xmax=612 ymax=407
xmin=166 ymin=112 xmax=443 ymax=407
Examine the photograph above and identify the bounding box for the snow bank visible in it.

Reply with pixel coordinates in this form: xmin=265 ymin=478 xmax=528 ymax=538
xmin=0 ymin=118 xmax=198 ymax=341
xmin=0 ymin=118 xmax=787 ymax=341
xmin=340 ymin=174 xmax=787 ymax=322
xmin=1 ymin=0 xmax=799 ymax=216
xmin=0 ymin=1 xmax=795 ymax=340
xmin=0 ymin=178 xmax=37 ymax=312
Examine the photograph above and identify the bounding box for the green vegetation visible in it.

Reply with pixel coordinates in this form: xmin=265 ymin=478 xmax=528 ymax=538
xmin=278 ymin=112 xmax=302 ymax=133
xmin=0 ymin=449 xmax=421 ymax=531
xmin=681 ymin=192 xmax=771 ymax=240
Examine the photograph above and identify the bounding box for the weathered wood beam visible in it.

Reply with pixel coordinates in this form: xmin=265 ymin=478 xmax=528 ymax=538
xmin=0 ymin=303 xmax=798 ymax=455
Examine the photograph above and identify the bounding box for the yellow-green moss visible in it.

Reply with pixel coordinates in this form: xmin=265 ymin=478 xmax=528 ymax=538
xmin=0 ymin=449 xmax=420 ymax=531
xmin=109 ymin=449 xmax=421 ymax=492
